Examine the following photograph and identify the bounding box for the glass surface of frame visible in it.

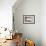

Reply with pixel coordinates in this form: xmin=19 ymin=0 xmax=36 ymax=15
xmin=23 ymin=15 xmax=35 ymax=24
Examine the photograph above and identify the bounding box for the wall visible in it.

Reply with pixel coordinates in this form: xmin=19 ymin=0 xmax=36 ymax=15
xmin=0 ymin=0 xmax=16 ymax=30
xmin=13 ymin=0 xmax=41 ymax=46
xmin=41 ymin=0 xmax=46 ymax=46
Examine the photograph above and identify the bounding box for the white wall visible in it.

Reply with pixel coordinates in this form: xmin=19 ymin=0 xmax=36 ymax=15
xmin=13 ymin=0 xmax=41 ymax=46
xmin=0 ymin=0 xmax=16 ymax=29
xmin=41 ymin=0 xmax=46 ymax=46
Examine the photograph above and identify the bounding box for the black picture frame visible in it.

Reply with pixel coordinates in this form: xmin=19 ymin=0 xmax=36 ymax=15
xmin=23 ymin=15 xmax=35 ymax=24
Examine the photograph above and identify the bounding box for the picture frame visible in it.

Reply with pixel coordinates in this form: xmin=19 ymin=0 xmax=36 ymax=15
xmin=23 ymin=15 xmax=35 ymax=24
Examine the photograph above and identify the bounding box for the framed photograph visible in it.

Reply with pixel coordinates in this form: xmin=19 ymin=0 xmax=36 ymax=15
xmin=23 ymin=15 xmax=35 ymax=24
